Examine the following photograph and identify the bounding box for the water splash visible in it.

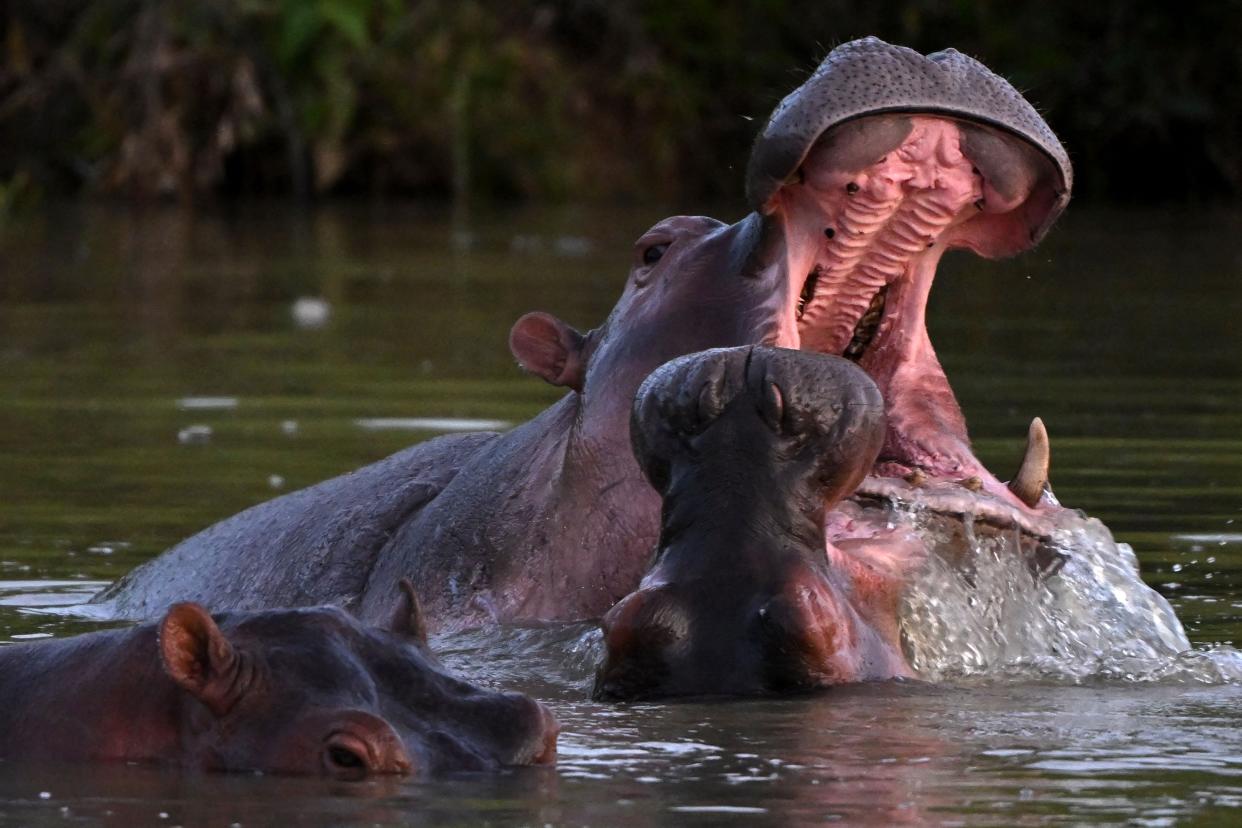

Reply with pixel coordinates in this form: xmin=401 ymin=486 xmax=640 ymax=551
xmin=899 ymin=507 xmax=1242 ymax=684
xmin=433 ymin=622 xmax=603 ymax=699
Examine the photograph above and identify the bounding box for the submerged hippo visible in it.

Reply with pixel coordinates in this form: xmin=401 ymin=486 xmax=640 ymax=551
xmin=0 ymin=583 xmax=557 ymax=775
xmin=99 ymin=37 xmax=1071 ymax=630
xmin=595 ymin=346 xmax=907 ymax=700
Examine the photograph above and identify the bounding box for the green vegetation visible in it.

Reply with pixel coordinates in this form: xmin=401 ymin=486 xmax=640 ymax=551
xmin=2 ymin=1 xmax=1238 ymax=203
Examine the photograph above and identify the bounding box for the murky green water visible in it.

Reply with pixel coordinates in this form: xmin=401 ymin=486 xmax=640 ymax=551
xmin=1 ymin=203 xmax=1241 ymax=824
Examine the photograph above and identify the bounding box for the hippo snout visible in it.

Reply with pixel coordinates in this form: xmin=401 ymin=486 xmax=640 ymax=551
xmin=631 ymin=345 xmax=885 ymax=499
xmin=595 ymin=560 xmax=864 ymax=700
xmin=597 ymin=346 xmax=901 ymax=700
xmin=425 ymin=689 xmax=560 ymax=771
xmin=508 ymin=694 xmax=560 ymax=767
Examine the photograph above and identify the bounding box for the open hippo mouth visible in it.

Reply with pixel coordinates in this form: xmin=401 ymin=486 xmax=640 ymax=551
xmin=788 ymin=116 xmax=979 ymax=359
xmin=747 ymin=38 xmax=1073 ymax=532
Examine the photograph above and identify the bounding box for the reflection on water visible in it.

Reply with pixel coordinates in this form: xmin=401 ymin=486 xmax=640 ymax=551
xmin=6 ymin=619 xmax=1238 ymax=825
xmin=1 ymin=203 xmax=1242 ymax=822
xmin=176 ymin=396 xmax=240 ymax=410
xmin=353 ymin=416 xmax=512 ymax=431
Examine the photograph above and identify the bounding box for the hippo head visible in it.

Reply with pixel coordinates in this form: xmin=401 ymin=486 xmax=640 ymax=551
xmin=512 ymin=39 xmax=1071 ymax=527
xmin=509 ymin=215 xmax=785 ymax=446
xmin=742 ymin=37 xmax=1072 ymax=514
xmin=594 ymin=346 xmax=902 ymax=700
xmin=158 ymin=582 xmax=557 ymax=776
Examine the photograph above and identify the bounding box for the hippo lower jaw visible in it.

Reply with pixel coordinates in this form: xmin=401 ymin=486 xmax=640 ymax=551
xmin=764 ymin=115 xmax=1057 ymax=522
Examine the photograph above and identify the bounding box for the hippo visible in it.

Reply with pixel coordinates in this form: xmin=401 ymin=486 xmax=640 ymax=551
xmin=97 ymin=37 xmax=1072 ymax=631
xmin=98 ymin=212 xmax=783 ymax=629
xmin=0 ymin=582 xmax=557 ymax=775
xmin=595 ymin=346 xmax=907 ymax=700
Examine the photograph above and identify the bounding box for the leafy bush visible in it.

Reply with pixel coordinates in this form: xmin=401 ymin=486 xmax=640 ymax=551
xmin=1 ymin=2 xmax=1237 ymax=202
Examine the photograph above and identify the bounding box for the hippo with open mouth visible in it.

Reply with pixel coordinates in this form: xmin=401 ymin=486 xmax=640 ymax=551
xmin=98 ymin=38 xmax=1079 ymax=636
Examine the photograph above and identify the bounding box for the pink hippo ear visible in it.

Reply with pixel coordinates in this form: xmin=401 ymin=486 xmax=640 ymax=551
xmin=158 ymin=603 xmax=241 ymax=717
xmin=509 ymin=312 xmax=586 ymax=392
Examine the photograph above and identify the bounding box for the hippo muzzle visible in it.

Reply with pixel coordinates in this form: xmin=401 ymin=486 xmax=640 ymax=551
xmin=594 ymin=345 xmax=910 ymax=700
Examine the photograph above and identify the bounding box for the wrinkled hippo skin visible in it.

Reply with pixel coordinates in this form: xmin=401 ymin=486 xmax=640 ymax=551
xmin=0 ymin=585 xmax=556 ymax=775
xmin=596 ymin=346 xmax=910 ymax=699
xmin=99 ymin=37 xmax=1073 ymax=630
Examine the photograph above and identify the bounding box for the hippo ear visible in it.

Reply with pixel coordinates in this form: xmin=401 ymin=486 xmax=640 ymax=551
xmin=158 ymin=603 xmax=240 ymax=717
xmin=390 ymin=577 xmax=430 ymax=648
xmin=509 ymin=312 xmax=586 ymax=391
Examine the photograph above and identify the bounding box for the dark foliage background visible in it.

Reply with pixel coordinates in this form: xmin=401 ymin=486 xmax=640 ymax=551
xmin=2 ymin=1 xmax=1239 ymax=206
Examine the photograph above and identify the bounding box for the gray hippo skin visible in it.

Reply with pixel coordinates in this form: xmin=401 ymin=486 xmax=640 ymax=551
xmin=1 ymin=584 xmax=557 ymax=775
xmin=100 ymin=37 xmax=1072 ymax=630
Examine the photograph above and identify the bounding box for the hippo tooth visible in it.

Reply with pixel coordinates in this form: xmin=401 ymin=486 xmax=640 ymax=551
xmin=1008 ymin=417 xmax=1050 ymax=507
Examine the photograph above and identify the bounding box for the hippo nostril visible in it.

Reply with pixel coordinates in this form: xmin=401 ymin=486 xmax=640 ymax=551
xmin=693 ymin=360 xmax=731 ymax=426
xmin=697 ymin=378 xmax=722 ymax=424
xmin=757 ymin=380 xmax=784 ymax=431
xmin=531 ymin=704 xmax=559 ymax=766
xmin=505 ymin=695 xmax=560 ymax=766
xmin=532 ymin=730 xmax=558 ymax=766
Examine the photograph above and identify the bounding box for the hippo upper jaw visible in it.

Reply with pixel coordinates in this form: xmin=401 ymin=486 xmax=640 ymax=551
xmin=746 ymin=38 xmax=1072 ymax=517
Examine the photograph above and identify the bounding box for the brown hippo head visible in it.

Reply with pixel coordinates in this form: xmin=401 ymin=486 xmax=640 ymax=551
xmin=509 ymin=214 xmax=788 ymax=449
xmin=156 ymin=582 xmax=557 ymax=776
xmin=594 ymin=346 xmax=908 ymax=700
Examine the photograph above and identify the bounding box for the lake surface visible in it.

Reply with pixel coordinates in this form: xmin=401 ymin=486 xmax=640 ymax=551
xmin=1 ymin=202 xmax=1241 ymax=824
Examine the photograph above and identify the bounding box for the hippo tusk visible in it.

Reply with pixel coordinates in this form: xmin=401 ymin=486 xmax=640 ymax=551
xmin=1008 ymin=417 xmax=1050 ymax=507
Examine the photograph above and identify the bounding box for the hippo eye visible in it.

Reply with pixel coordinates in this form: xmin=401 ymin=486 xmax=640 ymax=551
xmin=323 ymin=737 xmax=370 ymax=778
xmin=326 ymin=745 xmax=366 ymax=776
xmin=642 ymin=243 xmax=669 ymax=266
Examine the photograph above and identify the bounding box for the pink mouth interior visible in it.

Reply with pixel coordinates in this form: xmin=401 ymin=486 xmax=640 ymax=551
xmin=796 ymin=118 xmax=979 ymax=355
xmin=769 ymin=116 xmax=1042 ymax=510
